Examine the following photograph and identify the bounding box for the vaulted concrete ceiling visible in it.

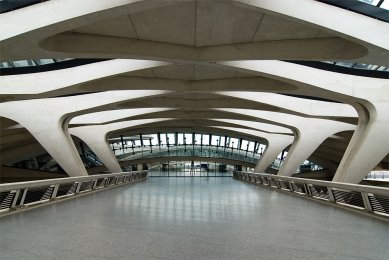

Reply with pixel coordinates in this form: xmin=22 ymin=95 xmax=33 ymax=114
xmin=0 ymin=0 xmax=388 ymax=182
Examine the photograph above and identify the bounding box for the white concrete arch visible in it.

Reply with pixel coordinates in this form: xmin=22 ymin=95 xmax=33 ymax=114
xmin=1 ymin=0 xmax=382 ymax=63
xmin=0 ymin=59 xmax=171 ymax=96
xmin=69 ymin=116 xmax=293 ymax=172
xmin=0 ymin=90 xmax=171 ymax=177
xmin=70 ymin=118 xmax=172 ymax=173
xmin=215 ymin=109 xmax=356 ymax=176
xmin=213 ymin=125 xmax=294 ymax=173
xmin=217 ymin=92 xmax=357 ymax=118
xmin=217 ymin=60 xmax=389 ymax=183
xmin=235 ymin=0 xmax=389 ymax=64
xmin=70 ymin=108 xmax=173 ymax=125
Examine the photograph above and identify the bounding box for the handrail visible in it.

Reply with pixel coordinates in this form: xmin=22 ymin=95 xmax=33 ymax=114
xmin=234 ymin=171 xmax=389 ymax=219
xmin=0 ymin=170 xmax=148 ymax=215
xmin=0 ymin=171 xmax=141 ymax=192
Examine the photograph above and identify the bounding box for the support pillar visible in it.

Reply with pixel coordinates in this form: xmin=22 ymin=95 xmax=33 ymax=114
xmin=333 ymin=102 xmax=389 ymax=183
xmin=255 ymin=136 xmax=293 ymax=173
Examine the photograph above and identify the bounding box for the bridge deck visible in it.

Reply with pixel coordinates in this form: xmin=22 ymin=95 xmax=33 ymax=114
xmin=0 ymin=177 xmax=388 ymax=259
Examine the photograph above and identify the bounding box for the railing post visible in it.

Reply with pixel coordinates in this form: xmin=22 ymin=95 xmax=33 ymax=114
xmin=92 ymin=179 xmax=98 ymax=190
xmin=288 ymin=181 xmax=294 ymax=192
xmin=10 ymin=189 xmax=21 ymax=209
xmin=51 ymin=184 xmax=59 ymax=199
xmin=19 ymin=188 xmax=28 ymax=207
xmin=361 ymin=192 xmax=373 ymax=212
xmin=275 ymin=179 xmax=281 ymax=189
xmin=75 ymin=182 xmax=81 ymax=194
xmin=328 ymin=187 xmax=336 ymax=202
xmin=304 ymin=184 xmax=312 ymax=196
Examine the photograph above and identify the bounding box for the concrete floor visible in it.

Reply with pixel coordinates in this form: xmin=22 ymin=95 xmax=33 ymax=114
xmin=0 ymin=177 xmax=388 ymax=260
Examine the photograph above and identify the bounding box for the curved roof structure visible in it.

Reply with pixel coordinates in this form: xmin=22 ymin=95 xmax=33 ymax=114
xmin=1 ymin=0 xmax=388 ymax=184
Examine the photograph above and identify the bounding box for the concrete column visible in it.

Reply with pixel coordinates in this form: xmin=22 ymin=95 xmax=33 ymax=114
xmin=255 ymin=136 xmax=292 ymax=173
xmin=75 ymin=132 xmax=122 ymax=173
xmin=70 ymin=118 xmax=169 ymax=174
xmin=24 ymin=117 xmax=88 ymax=176
xmin=212 ymin=124 xmax=294 ymax=173
xmin=0 ymin=91 xmax=169 ymax=177
xmin=216 ymin=109 xmax=356 ymax=176
xmin=333 ymin=102 xmax=389 ymax=183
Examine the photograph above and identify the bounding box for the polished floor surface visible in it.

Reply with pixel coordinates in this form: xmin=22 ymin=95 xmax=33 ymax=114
xmin=0 ymin=177 xmax=388 ymax=260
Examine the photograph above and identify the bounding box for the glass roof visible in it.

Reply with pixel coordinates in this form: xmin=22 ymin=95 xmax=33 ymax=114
xmin=358 ymin=0 xmax=389 ymax=10
xmin=322 ymin=61 xmax=389 ymax=72
xmin=0 ymin=58 xmax=73 ymax=68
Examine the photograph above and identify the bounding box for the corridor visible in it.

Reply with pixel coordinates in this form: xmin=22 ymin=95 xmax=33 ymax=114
xmin=0 ymin=177 xmax=388 ymax=259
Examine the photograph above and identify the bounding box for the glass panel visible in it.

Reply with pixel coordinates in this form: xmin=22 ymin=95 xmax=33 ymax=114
xmin=184 ymin=133 xmax=192 ymax=144
xmin=35 ymin=59 xmax=55 ymax=65
xmin=258 ymin=144 xmax=266 ymax=154
xmin=54 ymin=58 xmax=72 ymax=62
xmin=133 ymin=139 xmax=141 ymax=147
xmin=150 ymin=134 xmax=158 ymax=145
xmin=334 ymin=62 xmax=355 ymax=68
xmin=353 ymin=63 xmax=379 ymax=70
xmin=380 ymin=0 xmax=389 ymax=9
xmin=248 ymin=141 xmax=255 ymax=152
xmin=0 ymin=62 xmax=12 ymax=68
xmin=167 ymin=133 xmax=174 ymax=145
xmin=177 ymin=133 xmax=184 ymax=145
xmin=160 ymin=134 xmax=167 ymax=146
xmin=357 ymin=0 xmax=380 ymax=5
xmin=241 ymin=140 xmax=249 ymax=150
xmin=225 ymin=137 xmax=230 ymax=147
xmin=202 ymin=134 xmax=210 ymax=145
xmin=12 ymin=60 xmax=35 ymax=67
xmin=377 ymin=66 xmax=389 ymax=72
xmin=195 ymin=134 xmax=202 ymax=145
xmin=230 ymin=138 xmax=239 ymax=148
xmin=211 ymin=135 xmax=219 ymax=146
xmin=219 ymin=136 xmax=225 ymax=147
xmin=143 ymin=139 xmax=151 ymax=146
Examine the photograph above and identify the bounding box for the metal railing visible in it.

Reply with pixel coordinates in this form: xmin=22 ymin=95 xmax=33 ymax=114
xmin=233 ymin=171 xmax=389 ymax=220
xmin=0 ymin=171 xmax=147 ymax=216
xmin=119 ymin=145 xmax=260 ymax=165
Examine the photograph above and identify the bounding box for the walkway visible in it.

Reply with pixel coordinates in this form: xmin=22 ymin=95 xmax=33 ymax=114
xmin=0 ymin=177 xmax=388 ymax=259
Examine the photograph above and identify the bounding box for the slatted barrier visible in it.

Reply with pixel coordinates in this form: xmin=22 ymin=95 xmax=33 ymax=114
xmin=0 ymin=171 xmax=147 ymax=216
xmin=233 ymin=171 xmax=389 ymax=220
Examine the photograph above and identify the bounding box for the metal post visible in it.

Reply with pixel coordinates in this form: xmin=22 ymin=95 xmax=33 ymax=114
xmin=79 ymin=142 xmax=86 ymax=162
xmin=120 ymin=135 xmax=126 ymax=154
xmin=361 ymin=192 xmax=373 ymax=212
xmin=75 ymin=182 xmax=81 ymax=194
xmin=11 ymin=189 xmax=21 ymax=209
xmin=19 ymin=188 xmax=28 ymax=207
xmin=304 ymin=184 xmax=312 ymax=196
xmin=51 ymin=184 xmax=59 ymax=199
xmin=92 ymin=179 xmax=98 ymax=189
xmin=328 ymin=187 xmax=336 ymax=202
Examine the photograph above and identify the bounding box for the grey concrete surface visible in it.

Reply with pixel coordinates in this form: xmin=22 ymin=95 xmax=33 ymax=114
xmin=0 ymin=177 xmax=388 ymax=260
